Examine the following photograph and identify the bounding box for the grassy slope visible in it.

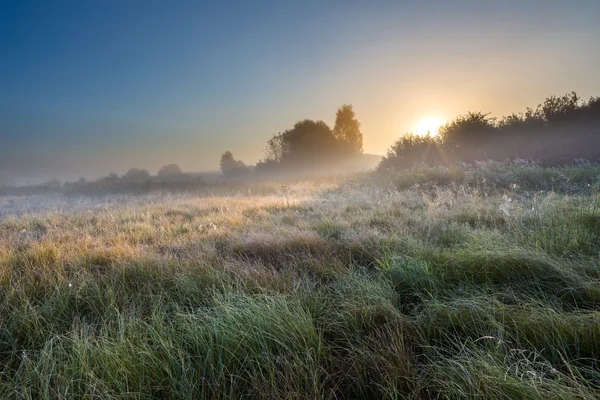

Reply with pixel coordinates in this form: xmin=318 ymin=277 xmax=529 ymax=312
xmin=0 ymin=162 xmax=599 ymax=399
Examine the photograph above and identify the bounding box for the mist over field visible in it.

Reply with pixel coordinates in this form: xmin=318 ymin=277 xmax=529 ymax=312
xmin=2 ymin=1 xmax=600 ymax=398
xmin=3 ymin=1 xmax=600 ymax=184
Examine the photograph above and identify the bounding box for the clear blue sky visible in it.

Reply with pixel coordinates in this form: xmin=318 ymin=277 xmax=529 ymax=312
xmin=2 ymin=0 xmax=600 ymax=182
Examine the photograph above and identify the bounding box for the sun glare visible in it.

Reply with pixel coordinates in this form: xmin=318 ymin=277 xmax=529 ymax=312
xmin=415 ymin=116 xmax=445 ymax=136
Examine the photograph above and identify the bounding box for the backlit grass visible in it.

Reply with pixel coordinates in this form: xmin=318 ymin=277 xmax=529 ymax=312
xmin=0 ymin=162 xmax=599 ymax=398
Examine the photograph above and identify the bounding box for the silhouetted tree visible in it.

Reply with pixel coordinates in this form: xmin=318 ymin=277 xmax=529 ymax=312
xmin=278 ymin=119 xmax=337 ymax=166
xmin=541 ymin=91 xmax=580 ymax=124
xmin=257 ymin=105 xmax=366 ymax=174
xmin=122 ymin=168 xmax=150 ymax=182
xmin=379 ymin=91 xmax=600 ymax=171
xmin=220 ymin=151 xmax=248 ymax=177
xmin=438 ymin=112 xmax=497 ymax=161
xmin=158 ymin=164 xmax=183 ymax=177
xmin=255 ymin=158 xmax=280 ymax=174
xmin=377 ymin=134 xmax=444 ymax=171
xmin=333 ymin=104 xmax=363 ymax=155
xmin=586 ymin=96 xmax=600 ymax=119
xmin=263 ymin=133 xmax=287 ymax=163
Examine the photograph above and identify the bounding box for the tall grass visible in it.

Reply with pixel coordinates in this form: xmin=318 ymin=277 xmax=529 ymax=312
xmin=0 ymin=162 xmax=599 ymax=398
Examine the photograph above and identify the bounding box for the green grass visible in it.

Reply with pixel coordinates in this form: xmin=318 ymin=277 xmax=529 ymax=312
xmin=0 ymin=162 xmax=599 ymax=398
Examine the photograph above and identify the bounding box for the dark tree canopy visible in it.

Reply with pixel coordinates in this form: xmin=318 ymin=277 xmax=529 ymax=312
xmin=378 ymin=134 xmax=443 ymax=171
xmin=257 ymin=106 xmax=365 ymax=173
xmin=220 ymin=151 xmax=247 ymax=177
xmin=439 ymin=112 xmax=496 ymax=143
xmin=263 ymin=133 xmax=287 ymax=164
xmin=379 ymin=91 xmax=600 ymax=171
xmin=280 ymin=119 xmax=337 ymax=165
xmin=438 ymin=112 xmax=497 ymax=162
xmin=333 ymin=104 xmax=363 ymax=155
xmin=541 ymin=91 xmax=580 ymax=124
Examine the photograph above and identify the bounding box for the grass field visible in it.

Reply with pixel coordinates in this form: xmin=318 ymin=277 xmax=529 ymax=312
xmin=0 ymin=162 xmax=599 ymax=399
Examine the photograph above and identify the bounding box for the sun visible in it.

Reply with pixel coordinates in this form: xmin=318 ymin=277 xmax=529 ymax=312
xmin=415 ymin=116 xmax=445 ymax=136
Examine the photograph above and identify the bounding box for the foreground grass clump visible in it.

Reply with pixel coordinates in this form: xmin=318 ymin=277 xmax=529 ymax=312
xmin=0 ymin=162 xmax=599 ymax=398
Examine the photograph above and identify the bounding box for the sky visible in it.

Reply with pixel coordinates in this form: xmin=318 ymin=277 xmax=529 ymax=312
xmin=1 ymin=0 xmax=600 ymax=183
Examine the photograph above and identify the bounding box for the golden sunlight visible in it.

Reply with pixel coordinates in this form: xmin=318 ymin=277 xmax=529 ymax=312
xmin=415 ymin=116 xmax=445 ymax=136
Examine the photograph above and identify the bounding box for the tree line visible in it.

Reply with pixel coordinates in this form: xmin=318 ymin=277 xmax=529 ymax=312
xmin=220 ymin=104 xmax=364 ymax=177
xmin=379 ymin=92 xmax=600 ymax=171
xmin=2 ymin=91 xmax=599 ymax=195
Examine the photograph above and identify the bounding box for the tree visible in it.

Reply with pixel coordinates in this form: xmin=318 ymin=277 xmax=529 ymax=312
xmin=377 ymin=134 xmax=444 ymax=171
xmin=96 ymin=172 xmax=120 ymax=187
xmin=333 ymin=104 xmax=363 ymax=155
xmin=586 ymin=96 xmax=600 ymax=118
xmin=258 ymin=105 xmax=364 ymax=173
xmin=263 ymin=132 xmax=287 ymax=163
xmin=541 ymin=92 xmax=580 ymax=124
xmin=438 ymin=112 xmax=497 ymax=161
xmin=157 ymin=164 xmax=183 ymax=177
xmin=255 ymin=158 xmax=280 ymax=175
xmin=220 ymin=151 xmax=247 ymax=177
xmin=122 ymin=168 xmax=150 ymax=182
xmin=278 ymin=119 xmax=337 ymax=166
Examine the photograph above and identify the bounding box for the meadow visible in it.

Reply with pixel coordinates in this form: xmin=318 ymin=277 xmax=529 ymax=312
xmin=0 ymin=161 xmax=599 ymax=399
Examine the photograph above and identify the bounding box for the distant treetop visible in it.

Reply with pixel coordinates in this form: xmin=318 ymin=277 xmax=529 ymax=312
xmin=256 ymin=104 xmax=365 ymax=173
xmin=122 ymin=168 xmax=151 ymax=182
xmin=220 ymin=151 xmax=248 ymax=178
xmin=334 ymin=104 xmax=363 ymax=155
xmin=158 ymin=164 xmax=183 ymax=177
